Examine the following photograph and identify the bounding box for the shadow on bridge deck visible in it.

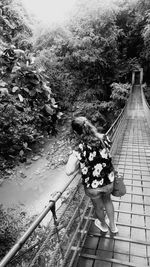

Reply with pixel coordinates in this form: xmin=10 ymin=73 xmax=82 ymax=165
xmin=73 ymin=85 xmax=150 ymax=267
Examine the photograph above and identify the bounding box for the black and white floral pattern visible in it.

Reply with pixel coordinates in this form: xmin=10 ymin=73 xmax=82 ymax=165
xmin=74 ymin=136 xmax=114 ymax=189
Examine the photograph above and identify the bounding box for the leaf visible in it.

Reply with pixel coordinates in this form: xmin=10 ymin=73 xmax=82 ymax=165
xmin=51 ymin=98 xmax=56 ymax=105
xmin=43 ymin=83 xmax=52 ymax=94
xmin=32 ymin=155 xmax=41 ymax=161
xmin=29 ymin=90 xmax=36 ymax=96
xmin=3 ymin=17 xmax=15 ymax=29
xmin=30 ymin=56 xmax=36 ymax=64
xmin=15 ymin=103 xmax=24 ymax=112
xmin=0 ymin=81 xmax=7 ymax=87
xmin=18 ymin=94 xmax=24 ymax=102
xmin=12 ymin=65 xmax=21 ymax=73
xmin=45 ymin=104 xmax=54 ymax=115
xmin=14 ymin=49 xmax=25 ymax=57
xmin=23 ymin=87 xmax=29 ymax=93
xmin=57 ymin=112 xmax=63 ymax=119
xmin=12 ymin=86 xmax=19 ymax=93
xmin=19 ymin=150 xmax=24 ymax=157
xmin=36 ymin=88 xmax=42 ymax=93
xmin=52 ymin=104 xmax=58 ymax=108
xmin=23 ymin=142 xmax=28 ymax=148
xmin=0 ymin=87 xmax=8 ymax=95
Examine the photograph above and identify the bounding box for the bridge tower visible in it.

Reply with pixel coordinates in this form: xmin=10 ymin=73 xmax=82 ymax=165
xmin=132 ymin=67 xmax=143 ymax=85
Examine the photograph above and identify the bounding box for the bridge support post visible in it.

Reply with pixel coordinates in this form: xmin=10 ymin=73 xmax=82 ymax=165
xmin=132 ymin=68 xmax=143 ymax=85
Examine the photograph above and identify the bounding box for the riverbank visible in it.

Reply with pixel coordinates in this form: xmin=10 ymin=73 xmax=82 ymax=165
xmin=0 ymin=119 xmax=73 ymax=217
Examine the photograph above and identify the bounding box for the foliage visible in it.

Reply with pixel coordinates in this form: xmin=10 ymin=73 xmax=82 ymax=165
xmin=33 ymin=8 xmax=121 ymax=131
xmin=142 ymin=83 xmax=150 ymax=105
xmin=110 ymin=82 xmax=131 ymax=108
xmin=0 ymin=0 xmax=33 ymax=50
xmin=2 ymin=0 xmax=150 ymax=264
xmin=0 ymin=206 xmax=26 ymax=260
xmin=0 ymin=205 xmax=47 ymax=265
xmin=3 ymin=0 xmax=150 ymax=168
xmin=115 ymin=0 xmax=150 ymax=84
xmin=0 ymin=46 xmax=59 ymax=168
xmin=0 ymin=0 xmax=60 ymax=170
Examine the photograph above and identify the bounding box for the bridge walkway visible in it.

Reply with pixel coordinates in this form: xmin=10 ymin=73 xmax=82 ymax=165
xmin=73 ymin=85 xmax=150 ymax=267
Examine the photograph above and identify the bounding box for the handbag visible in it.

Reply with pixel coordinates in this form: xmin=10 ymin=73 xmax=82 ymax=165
xmin=111 ymin=171 xmax=126 ymax=197
xmin=100 ymin=135 xmax=126 ymax=197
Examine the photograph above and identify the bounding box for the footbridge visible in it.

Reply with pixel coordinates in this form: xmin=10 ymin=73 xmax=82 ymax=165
xmin=1 ymin=84 xmax=150 ymax=267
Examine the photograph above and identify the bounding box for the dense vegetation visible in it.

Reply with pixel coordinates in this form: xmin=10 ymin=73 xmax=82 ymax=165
xmin=1 ymin=0 xmax=150 ymax=171
xmin=0 ymin=0 xmax=60 ymax=170
xmin=1 ymin=0 xmax=150 ymax=264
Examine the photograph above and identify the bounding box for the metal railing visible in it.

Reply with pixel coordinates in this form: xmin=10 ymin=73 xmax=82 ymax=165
xmin=0 ymin=86 xmax=134 ymax=267
xmin=107 ymin=86 xmax=133 ymax=156
xmin=141 ymin=85 xmax=150 ymax=129
xmin=0 ymin=173 xmax=92 ymax=267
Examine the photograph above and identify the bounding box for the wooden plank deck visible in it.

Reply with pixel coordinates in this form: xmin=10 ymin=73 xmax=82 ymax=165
xmin=73 ymin=86 xmax=150 ymax=267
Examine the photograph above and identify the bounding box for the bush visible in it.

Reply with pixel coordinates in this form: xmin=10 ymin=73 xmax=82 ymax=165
xmin=0 ymin=47 xmax=59 ymax=169
xmin=110 ymin=82 xmax=131 ymax=108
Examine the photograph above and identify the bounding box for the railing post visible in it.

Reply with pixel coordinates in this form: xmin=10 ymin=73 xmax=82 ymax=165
xmin=50 ymin=201 xmax=64 ymax=260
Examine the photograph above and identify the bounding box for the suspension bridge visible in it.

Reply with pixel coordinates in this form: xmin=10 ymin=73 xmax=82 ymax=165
xmin=0 ymin=83 xmax=150 ymax=267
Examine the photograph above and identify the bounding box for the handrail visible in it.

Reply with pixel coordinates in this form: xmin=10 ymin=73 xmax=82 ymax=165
xmin=107 ymin=86 xmax=132 ymax=138
xmin=0 ymin=171 xmax=79 ymax=267
xmin=107 ymin=86 xmax=133 ymax=155
xmin=106 ymin=105 xmax=125 ymax=138
xmin=141 ymin=85 xmax=150 ymax=129
xmin=141 ymin=85 xmax=150 ymax=109
xmin=0 ymin=86 xmax=133 ymax=267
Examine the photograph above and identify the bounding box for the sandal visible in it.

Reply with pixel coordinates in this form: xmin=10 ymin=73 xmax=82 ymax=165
xmin=94 ymin=219 xmax=108 ymax=232
xmin=105 ymin=217 xmax=118 ymax=234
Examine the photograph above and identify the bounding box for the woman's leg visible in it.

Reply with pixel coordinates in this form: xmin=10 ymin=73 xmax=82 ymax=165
xmin=102 ymin=194 xmax=116 ymax=230
xmin=91 ymin=196 xmax=107 ymax=227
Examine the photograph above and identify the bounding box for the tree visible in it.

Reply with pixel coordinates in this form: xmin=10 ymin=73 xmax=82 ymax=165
xmin=0 ymin=0 xmax=59 ymax=169
xmin=0 ymin=0 xmax=33 ymax=49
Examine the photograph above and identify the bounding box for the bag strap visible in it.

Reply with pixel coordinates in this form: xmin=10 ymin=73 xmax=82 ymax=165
xmin=100 ymin=136 xmax=110 ymax=157
xmin=95 ymin=132 xmax=111 ymax=157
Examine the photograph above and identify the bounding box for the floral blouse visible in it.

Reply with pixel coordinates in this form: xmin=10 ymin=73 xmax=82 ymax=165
xmin=73 ymin=136 xmax=114 ymax=189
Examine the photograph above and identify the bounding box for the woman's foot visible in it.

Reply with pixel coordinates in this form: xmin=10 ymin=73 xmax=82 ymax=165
xmin=105 ymin=217 xmax=118 ymax=234
xmin=95 ymin=219 xmax=108 ymax=232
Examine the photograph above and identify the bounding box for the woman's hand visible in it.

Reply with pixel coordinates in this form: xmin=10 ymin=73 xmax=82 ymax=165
xmin=66 ymin=152 xmax=79 ymax=176
xmin=95 ymin=132 xmax=104 ymax=141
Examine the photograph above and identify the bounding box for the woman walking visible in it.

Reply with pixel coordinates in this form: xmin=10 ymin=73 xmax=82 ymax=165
xmin=66 ymin=116 xmax=118 ymax=233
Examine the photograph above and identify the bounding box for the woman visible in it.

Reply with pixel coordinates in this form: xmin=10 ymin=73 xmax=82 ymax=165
xmin=66 ymin=116 xmax=118 ymax=233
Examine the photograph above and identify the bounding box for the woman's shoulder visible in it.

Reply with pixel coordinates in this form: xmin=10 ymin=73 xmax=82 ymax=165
xmin=72 ymin=142 xmax=86 ymax=155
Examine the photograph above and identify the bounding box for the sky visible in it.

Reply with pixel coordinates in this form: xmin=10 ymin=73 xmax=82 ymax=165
xmin=21 ymin=0 xmax=138 ymax=26
xmin=21 ymin=0 xmax=77 ymax=25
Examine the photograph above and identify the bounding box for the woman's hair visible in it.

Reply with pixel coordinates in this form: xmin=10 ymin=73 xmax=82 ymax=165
xmin=71 ymin=116 xmax=99 ymax=145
